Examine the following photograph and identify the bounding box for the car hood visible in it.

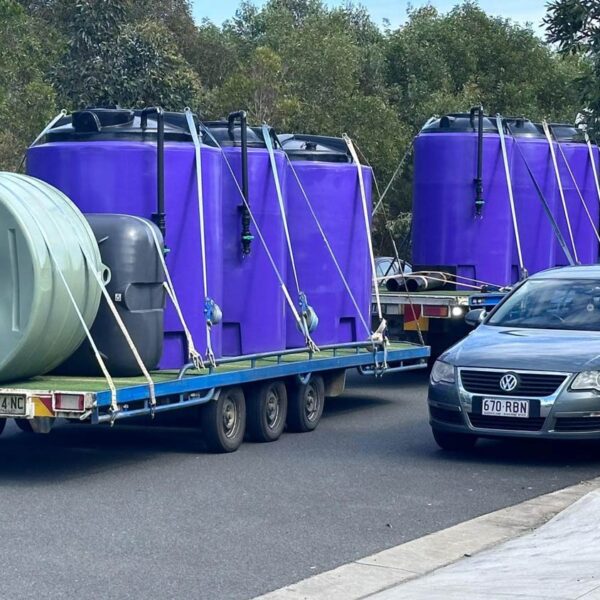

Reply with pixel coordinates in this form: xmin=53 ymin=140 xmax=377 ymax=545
xmin=443 ymin=325 xmax=600 ymax=372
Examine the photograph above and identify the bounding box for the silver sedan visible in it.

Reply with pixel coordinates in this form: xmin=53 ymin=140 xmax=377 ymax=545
xmin=428 ymin=266 xmax=600 ymax=450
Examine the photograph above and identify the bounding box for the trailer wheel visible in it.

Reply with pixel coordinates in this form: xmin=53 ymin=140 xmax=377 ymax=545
xmin=201 ymin=387 xmax=246 ymax=453
xmin=247 ymin=380 xmax=287 ymax=442
xmin=287 ymin=375 xmax=325 ymax=433
xmin=15 ymin=419 xmax=33 ymax=434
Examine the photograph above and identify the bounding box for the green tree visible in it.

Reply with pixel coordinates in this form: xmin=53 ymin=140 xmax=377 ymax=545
xmin=211 ymin=46 xmax=298 ymax=122
xmin=0 ymin=0 xmax=61 ymax=170
xmin=545 ymin=0 xmax=599 ymax=131
xmin=21 ymin=0 xmax=203 ymax=110
xmin=386 ymin=2 xmax=583 ymax=134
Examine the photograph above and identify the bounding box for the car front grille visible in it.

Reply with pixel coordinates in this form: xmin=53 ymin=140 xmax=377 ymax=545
xmin=468 ymin=414 xmax=546 ymax=431
xmin=429 ymin=405 xmax=464 ymax=425
xmin=554 ymin=417 xmax=600 ymax=432
xmin=460 ymin=370 xmax=567 ymax=397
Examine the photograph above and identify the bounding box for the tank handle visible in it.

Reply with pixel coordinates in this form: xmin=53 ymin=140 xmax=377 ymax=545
xmin=227 ymin=110 xmax=252 ymax=256
xmin=140 ymin=107 xmax=166 ymax=241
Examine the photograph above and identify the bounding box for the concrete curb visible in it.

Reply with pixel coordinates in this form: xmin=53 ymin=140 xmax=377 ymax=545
xmin=253 ymin=477 xmax=600 ymax=600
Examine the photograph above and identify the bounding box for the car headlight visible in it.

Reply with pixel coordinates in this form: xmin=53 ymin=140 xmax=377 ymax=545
xmin=431 ymin=360 xmax=455 ymax=384
xmin=571 ymin=371 xmax=600 ymax=391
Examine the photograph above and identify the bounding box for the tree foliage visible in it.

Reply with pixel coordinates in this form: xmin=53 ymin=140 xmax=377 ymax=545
xmin=0 ymin=0 xmax=61 ymax=170
xmin=49 ymin=0 xmax=202 ymax=109
xmin=545 ymin=0 xmax=600 ymax=131
xmin=1 ymin=0 xmax=588 ymax=255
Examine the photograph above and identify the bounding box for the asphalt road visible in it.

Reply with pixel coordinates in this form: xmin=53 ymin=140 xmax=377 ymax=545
xmin=3 ymin=371 xmax=600 ymax=600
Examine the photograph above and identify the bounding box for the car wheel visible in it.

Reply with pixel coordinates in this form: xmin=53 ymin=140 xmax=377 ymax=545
xmin=432 ymin=427 xmax=477 ymax=451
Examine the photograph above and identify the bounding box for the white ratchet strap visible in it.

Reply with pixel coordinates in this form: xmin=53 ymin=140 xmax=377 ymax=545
xmin=585 ymin=132 xmax=600 ymax=205
xmin=18 ymin=110 xmax=68 ymax=172
xmin=542 ymin=120 xmax=579 ymax=263
xmin=130 ymin=216 xmax=205 ymax=370
xmin=371 ymin=119 xmax=436 ymax=218
xmin=22 ymin=209 xmax=118 ymax=412
xmin=89 ymin=266 xmax=157 ymax=409
xmin=262 ymin=125 xmax=318 ymax=351
xmin=35 ymin=197 xmax=156 ymax=411
xmin=185 ymin=109 xmax=216 ymax=366
xmin=202 ymin=125 xmax=316 ymax=351
xmin=30 ymin=110 xmax=68 ymax=148
xmin=284 ymin=156 xmax=371 ymax=338
xmin=343 ymin=134 xmax=387 ymax=345
xmin=496 ymin=115 xmax=526 ymax=276
xmin=553 ymin=132 xmax=600 ymax=244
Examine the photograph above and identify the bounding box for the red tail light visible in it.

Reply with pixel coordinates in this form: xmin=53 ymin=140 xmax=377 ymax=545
xmin=54 ymin=393 xmax=85 ymax=412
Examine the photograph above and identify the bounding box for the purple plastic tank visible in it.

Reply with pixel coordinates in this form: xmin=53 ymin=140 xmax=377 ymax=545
xmin=279 ymin=134 xmax=373 ymax=347
xmin=202 ymin=122 xmax=288 ymax=356
xmin=26 ymin=108 xmax=223 ymax=369
xmin=550 ymin=124 xmax=600 ymax=266
xmin=504 ymin=118 xmax=559 ymax=278
xmin=412 ymin=112 xmax=514 ymax=287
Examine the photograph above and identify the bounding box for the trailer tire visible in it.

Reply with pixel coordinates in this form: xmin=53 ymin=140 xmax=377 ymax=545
xmin=14 ymin=419 xmax=33 ymax=434
xmin=201 ymin=387 xmax=246 ymax=453
xmin=287 ymin=375 xmax=325 ymax=433
xmin=247 ymin=380 xmax=287 ymax=442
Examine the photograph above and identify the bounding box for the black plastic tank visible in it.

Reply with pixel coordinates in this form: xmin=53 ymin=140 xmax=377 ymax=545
xmin=277 ymin=134 xmax=352 ymax=163
xmin=58 ymin=214 xmax=166 ymax=376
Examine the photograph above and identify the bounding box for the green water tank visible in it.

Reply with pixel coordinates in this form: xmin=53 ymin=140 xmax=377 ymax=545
xmin=0 ymin=172 xmax=104 ymax=382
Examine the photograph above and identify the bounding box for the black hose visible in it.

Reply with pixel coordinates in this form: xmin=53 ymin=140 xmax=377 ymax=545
xmin=141 ymin=107 xmax=166 ymax=240
xmin=228 ymin=111 xmax=252 ymax=256
xmin=471 ymin=105 xmax=485 ymax=215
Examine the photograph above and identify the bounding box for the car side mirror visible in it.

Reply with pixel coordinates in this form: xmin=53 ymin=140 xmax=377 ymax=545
xmin=465 ymin=308 xmax=486 ymax=327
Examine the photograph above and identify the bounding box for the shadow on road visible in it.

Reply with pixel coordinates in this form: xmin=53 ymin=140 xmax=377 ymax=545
xmin=346 ymin=368 xmax=430 ymax=390
xmin=426 ymin=436 xmax=600 ymax=468
xmin=0 ymin=421 xmax=213 ymax=482
xmin=323 ymin=393 xmax=393 ymax=417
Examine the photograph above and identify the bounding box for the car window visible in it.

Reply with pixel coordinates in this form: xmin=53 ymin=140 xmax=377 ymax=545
xmin=488 ymin=278 xmax=600 ymax=331
xmin=376 ymin=259 xmax=392 ymax=278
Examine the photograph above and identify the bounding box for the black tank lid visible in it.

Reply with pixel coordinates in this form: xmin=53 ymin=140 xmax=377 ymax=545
xmin=503 ymin=117 xmax=544 ymax=138
xmin=278 ymin=134 xmax=352 ymax=163
xmin=549 ymin=123 xmax=586 ymax=143
xmin=43 ymin=107 xmax=199 ymax=143
xmin=421 ymin=112 xmax=499 ymax=134
xmin=201 ymin=121 xmax=267 ymax=148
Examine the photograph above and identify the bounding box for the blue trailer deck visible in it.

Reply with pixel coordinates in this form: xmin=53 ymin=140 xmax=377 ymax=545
xmin=0 ymin=341 xmax=429 ymax=452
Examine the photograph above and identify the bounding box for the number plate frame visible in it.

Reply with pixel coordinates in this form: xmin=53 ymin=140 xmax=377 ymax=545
xmin=481 ymin=397 xmax=530 ymax=418
xmin=0 ymin=394 xmax=27 ymax=416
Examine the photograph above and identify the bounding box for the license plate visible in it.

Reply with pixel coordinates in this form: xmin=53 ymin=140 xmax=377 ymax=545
xmin=482 ymin=398 xmax=529 ymax=418
xmin=0 ymin=394 xmax=26 ymax=416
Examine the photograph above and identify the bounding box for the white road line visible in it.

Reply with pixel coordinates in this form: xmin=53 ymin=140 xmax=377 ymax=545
xmin=253 ymin=477 xmax=600 ymax=600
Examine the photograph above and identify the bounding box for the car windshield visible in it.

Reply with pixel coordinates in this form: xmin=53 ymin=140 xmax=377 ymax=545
xmin=487 ymin=278 xmax=600 ymax=331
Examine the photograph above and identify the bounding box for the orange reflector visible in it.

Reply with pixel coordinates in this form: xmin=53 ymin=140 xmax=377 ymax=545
xmin=422 ymin=305 xmax=449 ymax=318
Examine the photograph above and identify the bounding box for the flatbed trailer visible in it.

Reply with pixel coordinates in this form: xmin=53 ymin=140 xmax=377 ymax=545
xmin=375 ymin=291 xmax=472 ymax=361
xmin=374 ymin=290 xmax=508 ymax=362
xmin=0 ymin=341 xmax=429 ymax=452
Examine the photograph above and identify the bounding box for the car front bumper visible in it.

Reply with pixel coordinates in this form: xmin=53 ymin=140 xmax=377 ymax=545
xmin=429 ymin=369 xmax=600 ymax=440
